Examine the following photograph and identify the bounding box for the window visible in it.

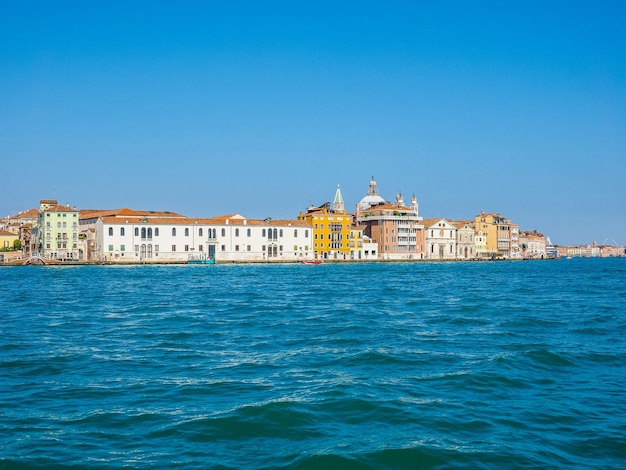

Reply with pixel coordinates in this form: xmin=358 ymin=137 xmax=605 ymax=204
xmin=221 ymin=245 xmax=226 ymax=251
xmin=172 ymin=228 xmax=177 ymax=236
xmin=221 ymin=228 xmax=226 ymax=236
xmin=108 ymin=245 xmax=113 ymax=251
xmin=247 ymin=228 xmax=251 ymax=237
xmin=185 ymin=228 xmax=189 ymax=236
xmin=305 ymin=230 xmax=308 ymax=238
xmin=279 ymin=229 xmax=283 ymax=237
xmin=155 ymin=245 xmax=159 ymax=252
xmin=235 ymin=245 xmax=239 ymax=251
xmin=185 ymin=245 xmax=189 ymax=251
xmin=121 ymin=245 xmax=125 ymax=252
xmin=199 ymin=228 xmax=203 ymax=237
xmin=247 ymin=245 xmax=251 ymax=251
xmin=294 ymin=230 xmax=298 ymax=237
xmin=262 ymin=229 xmax=266 ymax=237
xmin=121 ymin=227 xmax=125 ymax=236
xmin=108 ymin=227 xmax=113 ymax=236
xmin=235 ymin=228 xmax=239 ymax=237
xmin=147 ymin=228 xmax=152 ymax=239
xmin=172 ymin=245 xmax=176 ymax=252
xmin=135 ymin=245 xmax=139 ymax=252
xmin=155 ymin=228 xmax=159 ymax=236
xmin=135 ymin=228 xmax=139 ymax=236
xmin=199 ymin=245 xmax=203 ymax=251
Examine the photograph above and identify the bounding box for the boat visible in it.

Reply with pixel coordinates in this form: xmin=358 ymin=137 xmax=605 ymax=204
xmin=300 ymin=260 xmax=321 ymax=265
xmin=187 ymin=255 xmax=215 ymax=265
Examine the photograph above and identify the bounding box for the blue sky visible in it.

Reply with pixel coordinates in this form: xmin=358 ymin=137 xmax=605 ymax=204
xmin=2 ymin=1 xmax=624 ymax=246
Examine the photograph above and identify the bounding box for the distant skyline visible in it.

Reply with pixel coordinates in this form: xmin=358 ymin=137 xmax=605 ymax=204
xmin=2 ymin=2 xmax=625 ymax=246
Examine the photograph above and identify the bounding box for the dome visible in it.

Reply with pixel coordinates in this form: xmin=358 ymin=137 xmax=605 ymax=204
xmin=358 ymin=176 xmax=386 ymax=210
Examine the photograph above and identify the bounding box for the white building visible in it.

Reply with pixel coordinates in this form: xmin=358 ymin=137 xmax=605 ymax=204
xmin=85 ymin=211 xmax=314 ymax=263
xmin=452 ymin=220 xmax=475 ymax=260
xmin=422 ymin=218 xmax=457 ymax=260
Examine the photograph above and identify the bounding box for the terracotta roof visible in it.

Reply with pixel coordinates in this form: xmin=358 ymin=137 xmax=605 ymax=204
xmin=421 ymin=218 xmax=454 ymax=228
xmin=0 ymin=229 xmax=17 ymax=237
xmin=45 ymin=205 xmax=79 ymax=213
xmin=9 ymin=208 xmax=39 ymax=219
xmin=361 ymin=203 xmax=412 ymax=212
xmin=450 ymin=220 xmax=474 ymax=229
xmin=80 ymin=208 xmax=186 ymax=220
xmin=99 ymin=216 xmax=311 ymax=227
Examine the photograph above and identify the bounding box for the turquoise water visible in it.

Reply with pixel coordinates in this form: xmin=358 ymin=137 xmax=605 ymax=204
xmin=1 ymin=259 xmax=625 ymax=469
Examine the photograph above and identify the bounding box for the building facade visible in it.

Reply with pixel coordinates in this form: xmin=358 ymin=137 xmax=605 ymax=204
xmin=356 ymin=178 xmax=424 ymax=260
xmin=453 ymin=220 xmax=475 ymax=259
xmin=89 ymin=213 xmax=313 ymax=263
xmin=423 ymin=218 xmax=457 ymax=260
xmin=33 ymin=200 xmax=80 ymax=260
xmin=474 ymin=212 xmax=511 ymax=258
xmin=298 ymin=185 xmax=352 ymax=260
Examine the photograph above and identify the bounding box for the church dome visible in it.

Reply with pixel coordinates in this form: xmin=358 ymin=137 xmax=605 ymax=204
xmin=359 ymin=177 xmax=386 ymax=210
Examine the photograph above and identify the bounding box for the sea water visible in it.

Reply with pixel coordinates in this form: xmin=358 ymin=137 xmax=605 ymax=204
xmin=1 ymin=258 xmax=625 ymax=469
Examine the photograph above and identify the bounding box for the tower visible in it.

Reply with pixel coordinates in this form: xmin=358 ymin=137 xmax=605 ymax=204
xmin=333 ymin=184 xmax=345 ymax=213
xmin=410 ymin=194 xmax=419 ymax=216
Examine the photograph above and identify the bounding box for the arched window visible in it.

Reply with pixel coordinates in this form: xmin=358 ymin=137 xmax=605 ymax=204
xmin=279 ymin=229 xmax=283 ymax=237
xmin=221 ymin=228 xmax=226 ymax=236
xmin=120 ymin=227 xmax=125 ymax=236
xmin=141 ymin=227 xmax=146 ymax=239
xmin=247 ymin=228 xmax=251 ymax=237
xmin=199 ymin=228 xmax=203 ymax=237
xmin=155 ymin=228 xmax=159 ymax=236
xmin=294 ymin=229 xmax=298 ymax=238
xmin=185 ymin=228 xmax=189 ymax=236
xmin=147 ymin=228 xmax=152 ymax=239
xmin=262 ymin=229 xmax=266 ymax=237
xmin=135 ymin=228 xmax=139 ymax=236
xmin=235 ymin=228 xmax=239 ymax=237
xmin=172 ymin=228 xmax=176 ymax=236
xmin=305 ymin=230 xmax=308 ymax=238
xmin=108 ymin=227 xmax=113 ymax=236
xmin=273 ymin=229 xmax=278 ymax=239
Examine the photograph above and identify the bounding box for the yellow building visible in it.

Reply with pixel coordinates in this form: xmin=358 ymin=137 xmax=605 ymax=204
xmin=474 ymin=212 xmax=511 ymax=258
xmin=349 ymin=223 xmax=365 ymax=260
xmin=0 ymin=229 xmax=19 ymax=251
xmin=298 ymin=185 xmax=352 ymax=260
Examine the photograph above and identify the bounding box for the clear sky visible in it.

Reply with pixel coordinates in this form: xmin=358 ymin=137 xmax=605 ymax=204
xmin=2 ymin=1 xmax=624 ymax=246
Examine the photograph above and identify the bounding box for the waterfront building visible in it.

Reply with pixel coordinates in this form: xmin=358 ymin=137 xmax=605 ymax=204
xmin=519 ymin=230 xmax=546 ymax=259
xmin=474 ymin=212 xmax=511 ymax=258
xmin=475 ymin=229 xmax=487 ymax=258
xmin=298 ymin=185 xmax=352 ymax=260
xmin=510 ymin=223 xmax=521 ymax=259
xmin=452 ymin=220 xmax=475 ymax=259
xmin=356 ymin=178 xmax=424 ymax=260
xmin=89 ymin=212 xmax=313 ymax=263
xmin=422 ymin=218 xmax=457 ymax=260
xmin=32 ymin=200 xmax=80 ymax=260
xmin=1 ymin=208 xmax=39 ymax=257
xmin=0 ymin=229 xmax=18 ymax=250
